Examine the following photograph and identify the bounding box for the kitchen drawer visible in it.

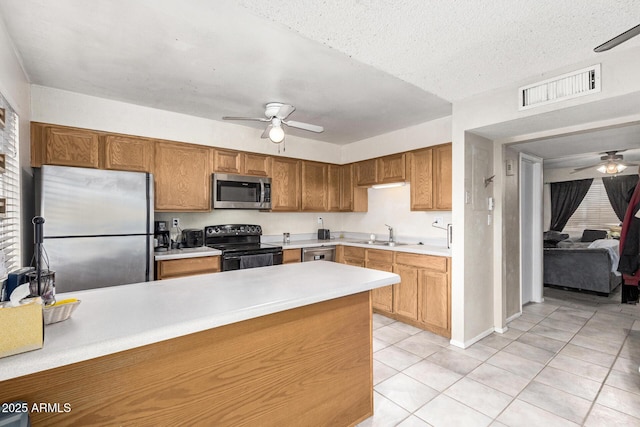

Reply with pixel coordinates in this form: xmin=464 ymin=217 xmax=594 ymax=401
xmin=156 ymin=256 xmax=220 ymax=279
xmin=283 ymin=248 xmax=301 ymax=264
xmin=343 ymin=246 xmax=365 ymax=260
xmin=395 ymin=252 xmax=447 ymax=272
xmin=366 ymin=248 xmax=393 ymax=264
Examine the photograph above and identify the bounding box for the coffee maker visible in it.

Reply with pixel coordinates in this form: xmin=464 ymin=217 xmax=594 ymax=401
xmin=154 ymin=221 xmax=170 ymax=252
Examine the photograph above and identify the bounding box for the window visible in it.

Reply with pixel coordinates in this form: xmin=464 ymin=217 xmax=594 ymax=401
xmin=0 ymin=93 xmax=20 ymax=280
xmin=564 ymin=178 xmax=619 ymax=235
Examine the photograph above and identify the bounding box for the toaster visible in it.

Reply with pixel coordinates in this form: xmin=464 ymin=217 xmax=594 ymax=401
xmin=182 ymin=229 xmax=204 ymax=248
xmin=317 ymin=229 xmax=331 ymax=240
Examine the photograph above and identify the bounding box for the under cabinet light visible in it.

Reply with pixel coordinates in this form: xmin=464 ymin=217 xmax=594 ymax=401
xmin=371 ymin=182 xmax=406 ymax=189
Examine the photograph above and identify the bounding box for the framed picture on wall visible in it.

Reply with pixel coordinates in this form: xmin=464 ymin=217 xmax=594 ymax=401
xmin=0 ymin=107 xmax=5 ymax=129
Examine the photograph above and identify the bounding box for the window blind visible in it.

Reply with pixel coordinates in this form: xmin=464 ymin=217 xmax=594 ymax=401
xmin=564 ymin=178 xmax=619 ymax=235
xmin=0 ymin=93 xmax=20 ymax=280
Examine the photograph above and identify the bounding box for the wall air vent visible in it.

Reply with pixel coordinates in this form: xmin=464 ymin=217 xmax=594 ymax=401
xmin=519 ymin=64 xmax=601 ymax=110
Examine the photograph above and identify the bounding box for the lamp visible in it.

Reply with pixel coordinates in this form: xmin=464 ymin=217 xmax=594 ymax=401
xmin=597 ymin=162 xmax=627 ymax=174
xmin=268 ymin=119 xmax=285 ymax=143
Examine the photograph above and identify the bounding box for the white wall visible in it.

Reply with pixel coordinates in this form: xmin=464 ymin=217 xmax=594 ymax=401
xmin=342 ymin=116 xmax=451 ymax=163
xmin=451 ymin=44 xmax=640 ymax=346
xmin=0 ymin=17 xmax=31 ymax=266
xmin=31 ymin=86 xmax=342 ymax=164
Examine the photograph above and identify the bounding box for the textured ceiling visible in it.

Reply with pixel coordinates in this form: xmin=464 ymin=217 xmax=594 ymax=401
xmin=239 ymin=0 xmax=640 ymax=101
xmin=0 ymin=0 xmax=639 ymax=147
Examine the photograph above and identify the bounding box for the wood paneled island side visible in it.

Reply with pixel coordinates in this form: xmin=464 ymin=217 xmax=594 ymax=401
xmin=0 ymin=262 xmax=399 ymax=426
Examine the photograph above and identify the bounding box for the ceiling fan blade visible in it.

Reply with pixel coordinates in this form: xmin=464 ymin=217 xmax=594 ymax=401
xmin=275 ymin=104 xmax=295 ymax=120
xmin=594 ymin=23 xmax=640 ymax=52
xmin=283 ymin=120 xmax=324 ymax=133
xmin=570 ymin=164 xmax=601 ymax=174
xmin=222 ymin=116 xmax=269 ymax=122
xmin=261 ymin=124 xmax=273 ymax=139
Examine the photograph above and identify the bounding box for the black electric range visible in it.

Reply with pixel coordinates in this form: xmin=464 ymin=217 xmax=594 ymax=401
xmin=204 ymin=224 xmax=283 ymax=271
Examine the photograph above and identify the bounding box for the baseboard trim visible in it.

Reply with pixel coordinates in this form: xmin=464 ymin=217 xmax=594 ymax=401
xmin=449 ymin=327 xmax=495 ymax=349
xmin=494 ymin=326 xmax=508 ymax=334
xmin=506 ymin=312 xmax=521 ymax=323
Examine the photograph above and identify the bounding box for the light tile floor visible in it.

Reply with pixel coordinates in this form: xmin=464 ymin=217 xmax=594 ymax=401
xmin=358 ymin=286 xmax=640 ymax=426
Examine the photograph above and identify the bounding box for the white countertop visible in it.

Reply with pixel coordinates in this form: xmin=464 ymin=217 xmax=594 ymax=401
xmin=270 ymin=238 xmax=452 ymax=257
xmin=0 ymin=262 xmax=399 ymax=382
xmin=154 ymin=246 xmax=221 ymax=261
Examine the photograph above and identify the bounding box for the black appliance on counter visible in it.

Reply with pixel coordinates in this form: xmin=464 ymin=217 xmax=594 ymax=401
xmin=204 ymin=224 xmax=282 ymax=271
xmin=154 ymin=221 xmax=170 ymax=252
xmin=182 ymin=229 xmax=204 ymax=248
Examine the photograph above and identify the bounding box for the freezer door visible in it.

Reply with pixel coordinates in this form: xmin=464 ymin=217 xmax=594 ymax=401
xmin=38 ymin=165 xmax=153 ymax=237
xmin=43 ymin=235 xmax=153 ymax=293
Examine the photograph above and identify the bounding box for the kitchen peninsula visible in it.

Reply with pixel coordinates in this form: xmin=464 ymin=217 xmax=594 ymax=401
xmin=0 ymin=262 xmax=399 ymax=426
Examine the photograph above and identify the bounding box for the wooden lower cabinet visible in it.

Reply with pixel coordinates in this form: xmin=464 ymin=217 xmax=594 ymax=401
xmin=394 ymin=252 xmax=451 ymax=337
xmin=283 ymin=248 xmax=301 ymax=264
xmin=392 ymin=264 xmax=419 ymax=320
xmin=342 ymin=246 xmax=365 ymax=267
xmin=155 ymin=256 xmax=220 ymax=279
xmin=366 ymin=249 xmax=394 ymax=313
xmin=419 ymin=270 xmax=450 ymax=332
xmin=337 ymin=246 xmax=451 ymax=338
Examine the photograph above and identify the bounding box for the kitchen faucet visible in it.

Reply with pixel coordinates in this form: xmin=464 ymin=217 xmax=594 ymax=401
xmin=384 ymin=224 xmax=394 ymax=243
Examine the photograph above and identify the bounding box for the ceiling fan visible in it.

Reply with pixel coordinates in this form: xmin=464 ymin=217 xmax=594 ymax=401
xmin=571 ymin=150 xmax=638 ymax=174
xmin=222 ymin=103 xmax=324 ymax=144
xmin=594 ymin=23 xmax=640 ymax=52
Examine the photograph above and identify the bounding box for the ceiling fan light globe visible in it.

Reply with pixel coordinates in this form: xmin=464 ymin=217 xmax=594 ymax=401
xmin=597 ymin=165 xmax=608 ymax=174
xmin=269 ymin=126 xmax=285 ymax=143
xmin=616 ymin=163 xmax=627 ymax=173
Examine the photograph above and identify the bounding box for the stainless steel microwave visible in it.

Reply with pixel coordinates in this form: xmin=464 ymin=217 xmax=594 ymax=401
xmin=212 ymin=173 xmax=272 ymax=209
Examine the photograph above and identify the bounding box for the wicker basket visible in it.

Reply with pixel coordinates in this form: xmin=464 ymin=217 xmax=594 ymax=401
xmin=43 ymin=300 xmax=81 ymax=325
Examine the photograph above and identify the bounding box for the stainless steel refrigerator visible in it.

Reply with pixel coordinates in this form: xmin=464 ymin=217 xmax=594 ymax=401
xmin=35 ymin=165 xmax=154 ymax=292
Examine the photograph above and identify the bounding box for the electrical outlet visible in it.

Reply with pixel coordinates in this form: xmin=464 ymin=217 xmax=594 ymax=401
xmin=172 ymin=218 xmax=180 ymax=228
xmin=317 ymin=217 xmax=323 ymax=225
xmin=434 ymin=216 xmax=443 ymax=226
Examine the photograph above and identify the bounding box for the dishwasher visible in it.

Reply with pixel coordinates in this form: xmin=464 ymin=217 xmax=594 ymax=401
xmin=302 ymin=245 xmax=336 ymax=262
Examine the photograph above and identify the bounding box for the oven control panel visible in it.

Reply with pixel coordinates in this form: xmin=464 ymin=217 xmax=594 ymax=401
xmin=205 ymin=224 xmax=262 ymax=236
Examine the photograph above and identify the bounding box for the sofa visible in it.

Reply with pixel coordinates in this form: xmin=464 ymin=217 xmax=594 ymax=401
xmin=543 ymin=229 xmax=622 ymax=294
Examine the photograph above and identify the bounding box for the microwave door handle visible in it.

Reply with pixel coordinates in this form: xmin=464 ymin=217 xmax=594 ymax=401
xmin=260 ymin=181 xmax=265 ymax=208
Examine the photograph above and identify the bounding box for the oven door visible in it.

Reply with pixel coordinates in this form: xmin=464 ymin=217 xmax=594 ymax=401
xmin=212 ymin=173 xmax=272 ymax=210
xmin=222 ymin=249 xmax=283 ymax=271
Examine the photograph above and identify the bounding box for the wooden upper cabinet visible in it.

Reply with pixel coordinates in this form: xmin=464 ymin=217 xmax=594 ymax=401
xmin=270 ymin=157 xmax=300 ymax=211
xmin=434 ymin=144 xmax=452 ymax=210
xmin=355 ymin=158 xmax=378 ymax=186
xmin=36 ymin=125 xmax=100 ymax=168
xmin=328 ymin=164 xmax=341 ymax=211
xmin=104 ymin=135 xmax=153 ymax=172
xmin=154 ymin=141 xmax=211 ymax=211
xmin=242 ymin=153 xmax=269 ymax=176
xmin=378 ymin=153 xmax=406 ymax=183
xmin=409 ymin=143 xmax=452 ymax=211
xmin=340 ymin=164 xmax=367 ymax=212
xmin=301 ymin=161 xmax=328 ymax=212
xmin=213 ymin=149 xmax=242 ymax=174
xmin=409 ymin=148 xmax=434 ymax=210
